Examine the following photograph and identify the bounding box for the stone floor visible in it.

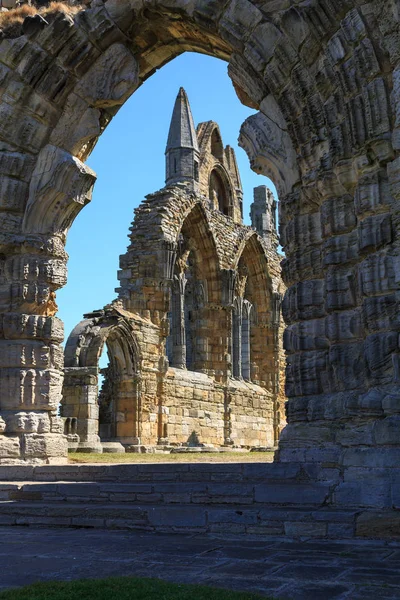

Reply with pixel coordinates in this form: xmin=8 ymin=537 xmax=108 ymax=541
xmin=1 ymin=527 xmax=400 ymax=599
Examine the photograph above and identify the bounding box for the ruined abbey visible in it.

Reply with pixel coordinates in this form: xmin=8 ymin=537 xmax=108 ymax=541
xmin=62 ymin=88 xmax=286 ymax=453
xmin=1 ymin=0 xmax=400 ymax=539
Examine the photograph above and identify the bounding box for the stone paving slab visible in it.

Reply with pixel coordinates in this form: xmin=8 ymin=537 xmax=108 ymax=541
xmin=0 ymin=527 xmax=400 ymax=599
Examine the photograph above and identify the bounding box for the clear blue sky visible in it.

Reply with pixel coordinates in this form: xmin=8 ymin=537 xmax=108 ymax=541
xmin=57 ymin=52 xmax=277 ymax=350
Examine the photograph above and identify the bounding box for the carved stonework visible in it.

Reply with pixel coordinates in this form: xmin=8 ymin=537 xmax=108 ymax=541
xmin=3 ymin=1 xmax=398 ymax=519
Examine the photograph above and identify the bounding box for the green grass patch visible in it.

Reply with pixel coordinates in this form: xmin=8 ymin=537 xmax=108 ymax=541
xmin=0 ymin=577 xmax=274 ymax=600
xmin=68 ymin=451 xmax=275 ymax=464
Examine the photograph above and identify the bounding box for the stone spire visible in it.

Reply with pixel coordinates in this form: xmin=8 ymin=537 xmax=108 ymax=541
xmin=250 ymin=186 xmax=278 ymax=249
xmin=165 ymin=87 xmax=200 ymax=190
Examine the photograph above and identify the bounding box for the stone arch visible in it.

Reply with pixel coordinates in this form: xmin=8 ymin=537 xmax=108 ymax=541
xmin=62 ymin=308 xmax=142 ymax=450
xmin=197 ymin=121 xmax=242 ymax=220
xmin=178 ymin=201 xmax=220 ymax=303
xmin=234 ymin=233 xmax=275 ymax=389
xmin=0 ymin=0 xmax=399 ymax=476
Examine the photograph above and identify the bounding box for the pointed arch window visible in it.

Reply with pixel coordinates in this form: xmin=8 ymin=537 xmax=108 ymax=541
xmin=211 ymin=129 xmax=224 ymax=160
xmin=209 ymin=169 xmax=230 ymax=216
xmin=167 ymin=246 xmax=207 ymax=372
xmin=232 ymin=298 xmax=253 ymax=380
xmin=241 ymin=300 xmax=252 ymax=380
xmin=232 ymin=297 xmax=242 ymax=379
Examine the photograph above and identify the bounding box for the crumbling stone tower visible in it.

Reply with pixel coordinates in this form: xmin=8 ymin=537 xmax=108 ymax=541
xmin=250 ymin=186 xmax=278 ymax=250
xmin=165 ymin=87 xmax=200 ymax=190
xmin=61 ymin=88 xmax=285 ymax=452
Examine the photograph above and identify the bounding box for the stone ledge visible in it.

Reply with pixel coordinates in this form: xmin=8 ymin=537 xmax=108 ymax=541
xmin=0 ymin=500 xmax=361 ymax=538
xmin=0 ymin=461 xmax=332 ymax=483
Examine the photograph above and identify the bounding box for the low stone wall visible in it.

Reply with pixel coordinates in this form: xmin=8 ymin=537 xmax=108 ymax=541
xmin=163 ymin=369 xmax=225 ymax=447
xmin=229 ymin=379 xmax=274 ymax=447
xmin=163 ymin=369 xmax=274 ymax=448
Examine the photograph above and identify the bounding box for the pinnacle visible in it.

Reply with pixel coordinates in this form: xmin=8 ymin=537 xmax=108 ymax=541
xmin=166 ymin=87 xmax=199 ymax=153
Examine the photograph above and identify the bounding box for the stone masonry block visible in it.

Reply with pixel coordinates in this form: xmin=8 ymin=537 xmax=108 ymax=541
xmin=254 ymin=482 xmax=330 ymax=505
xmin=148 ymin=506 xmax=206 ymax=527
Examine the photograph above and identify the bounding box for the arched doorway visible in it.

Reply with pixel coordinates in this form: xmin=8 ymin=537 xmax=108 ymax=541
xmin=62 ymin=306 xmax=141 ymax=451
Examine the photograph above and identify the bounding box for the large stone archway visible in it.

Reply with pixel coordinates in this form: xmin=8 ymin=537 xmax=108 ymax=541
xmin=0 ymin=0 xmax=399 ymax=500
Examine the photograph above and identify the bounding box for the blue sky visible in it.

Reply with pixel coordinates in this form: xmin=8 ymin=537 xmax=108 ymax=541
xmin=57 ymin=52 xmax=277 ymax=351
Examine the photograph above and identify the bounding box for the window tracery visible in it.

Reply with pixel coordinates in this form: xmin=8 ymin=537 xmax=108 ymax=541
xmin=167 ymin=239 xmax=207 ymax=372
xmin=232 ymin=266 xmax=254 ymax=381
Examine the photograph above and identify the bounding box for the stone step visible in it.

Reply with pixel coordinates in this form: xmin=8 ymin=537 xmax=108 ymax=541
xmin=0 ymin=461 xmax=335 ymax=484
xmin=0 ymin=479 xmax=334 ymax=507
xmin=0 ymin=501 xmax=359 ymax=538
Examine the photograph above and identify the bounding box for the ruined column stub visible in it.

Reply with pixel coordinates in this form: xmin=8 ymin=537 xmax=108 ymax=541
xmin=250 ymin=186 xmax=278 ymax=249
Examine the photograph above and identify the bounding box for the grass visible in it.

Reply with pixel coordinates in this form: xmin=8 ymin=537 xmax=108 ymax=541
xmin=0 ymin=2 xmax=82 ymax=38
xmin=0 ymin=577 xmax=274 ymax=600
xmin=68 ymin=451 xmax=275 ymax=464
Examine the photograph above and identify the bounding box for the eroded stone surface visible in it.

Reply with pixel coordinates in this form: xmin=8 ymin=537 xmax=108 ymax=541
xmin=0 ymin=0 xmax=399 ymax=515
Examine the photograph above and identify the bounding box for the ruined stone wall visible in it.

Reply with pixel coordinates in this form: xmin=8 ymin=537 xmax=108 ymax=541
xmin=116 ymin=186 xmax=284 ymax=450
xmin=62 ymin=181 xmax=284 ymax=452
xmin=62 ymin=308 xmax=163 ymax=448
xmin=196 ymin=121 xmax=243 ymax=223
xmin=163 ymin=369 xmax=225 ymax=447
xmin=2 ymin=0 xmax=399 ymax=502
xmin=229 ymin=380 xmax=275 ymax=448
xmin=162 ymin=370 xmax=274 ymax=448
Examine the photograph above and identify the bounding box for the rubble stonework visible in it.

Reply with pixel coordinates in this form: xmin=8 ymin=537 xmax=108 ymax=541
xmin=0 ymin=0 xmax=399 ymax=514
xmin=62 ymin=88 xmax=285 ymax=451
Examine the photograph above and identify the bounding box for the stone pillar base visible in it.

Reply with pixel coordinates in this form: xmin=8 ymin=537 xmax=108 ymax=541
xmin=0 ymin=432 xmax=68 ymax=465
xmin=101 ymin=442 xmax=125 ymax=453
xmin=72 ymin=443 xmax=103 ymax=454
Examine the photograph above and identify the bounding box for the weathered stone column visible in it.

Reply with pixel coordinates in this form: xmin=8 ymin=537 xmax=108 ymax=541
xmin=171 ymin=274 xmax=187 ymax=369
xmin=62 ymin=367 xmax=102 ymax=453
xmin=232 ymin=298 xmax=243 ymax=379
xmin=132 ymin=374 xmax=142 ymax=444
xmin=0 ymin=312 xmax=68 ymax=463
xmin=0 ymin=144 xmax=97 ymax=463
xmin=0 ymin=31 xmax=140 ymax=464
xmin=271 ymin=292 xmax=283 ymax=444
xmin=0 ymin=234 xmax=71 ymax=463
xmin=241 ymin=300 xmax=252 ymax=380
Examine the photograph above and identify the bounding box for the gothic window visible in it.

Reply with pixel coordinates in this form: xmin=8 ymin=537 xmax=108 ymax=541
xmin=209 ymin=169 xmax=230 ymax=216
xmin=232 ymin=298 xmax=253 ymax=380
xmin=241 ymin=300 xmax=252 ymax=380
xmin=194 ymin=161 xmax=199 ymax=182
xmin=211 ymin=129 xmax=224 ymax=160
xmin=232 ymin=297 xmax=242 ymax=379
xmin=167 ymin=246 xmax=206 ymax=372
xmin=184 ymin=273 xmax=195 ymax=369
